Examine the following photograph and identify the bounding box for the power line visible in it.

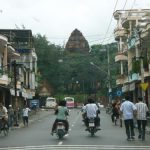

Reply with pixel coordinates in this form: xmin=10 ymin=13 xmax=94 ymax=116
xmin=46 ymin=33 xmax=106 ymax=40
xmin=131 ymin=0 xmax=136 ymax=9
xmin=101 ymin=0 xmax=136 ymax=45
xmin=88 ymin=35 xmax=114 ymax=44
xmin=101 ymin=0 xmax=119 ymax=45
xmin=122 ymin=0 xmax=128 ymax=10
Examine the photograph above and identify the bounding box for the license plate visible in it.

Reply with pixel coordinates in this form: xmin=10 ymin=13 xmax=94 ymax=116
xmin=89 ymin=123 xmax=94 ymax=127
xmin=57 ymin=125 xmax=64 ymax=129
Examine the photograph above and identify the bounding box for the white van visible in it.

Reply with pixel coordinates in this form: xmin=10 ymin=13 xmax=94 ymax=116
xmin=45 ymin=97 xmax=57 ymax=109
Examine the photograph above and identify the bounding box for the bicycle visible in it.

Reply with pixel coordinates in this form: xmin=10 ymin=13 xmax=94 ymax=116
xmin=0 ymin=117 xmax=9 ymax=136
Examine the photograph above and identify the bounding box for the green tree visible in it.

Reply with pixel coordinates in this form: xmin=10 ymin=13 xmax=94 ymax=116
xmin=34 ymin=34 xmax=118 ymax=101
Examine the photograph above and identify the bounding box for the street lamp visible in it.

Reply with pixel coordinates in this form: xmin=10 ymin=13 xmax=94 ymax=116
xmin=90 ymin=62 xmax=108 ymax=75
xmin=90 ymin=61 xmax=112 ymax=103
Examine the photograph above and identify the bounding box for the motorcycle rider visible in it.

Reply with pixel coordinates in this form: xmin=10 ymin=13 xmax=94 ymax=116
xmin=51 ymin=100 xmax=69 ymax=135
xmin=85 ymin=98 xmax=100 ymax=130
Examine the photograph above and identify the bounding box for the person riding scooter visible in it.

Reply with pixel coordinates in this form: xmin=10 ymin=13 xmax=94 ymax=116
xmin=85 ymin=98 xmax=100 ymax=130
xmin=51 ymin=100 xmax=69 ymax=135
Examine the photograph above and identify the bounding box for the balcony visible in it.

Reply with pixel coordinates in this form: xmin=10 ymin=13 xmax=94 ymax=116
xmin=144 ymin=71 xmax=150 ymax=78
xmin=115 ymin=53 xmax=128 ymax=62
xmin=116 ymin=74 xmax=127 ymax=85
xmin=141 ymin=23 xmax=150 ymax=46
xmin=8 ymin=45 xmax=20 ymax=59
xmin=0 ymin=74 xmax=10 ymax=85
xmin=0 ymin=35 xmax=7 ymax=51
xmin=0 ymin=34 xmax=7 ymax=43
xmin=114 ymin=28 xmax=128 ymax=41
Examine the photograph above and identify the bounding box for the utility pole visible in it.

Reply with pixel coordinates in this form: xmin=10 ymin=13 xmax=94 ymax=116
xmin=107 ymin=47 xmax=112 ymax=103
xmin=13 ymin=60 xmax=19 ymax=126
xmin=14 ymin=60 xmax=18 ymax=108
xmin=138 ymin=29 xmax=145 ymax=100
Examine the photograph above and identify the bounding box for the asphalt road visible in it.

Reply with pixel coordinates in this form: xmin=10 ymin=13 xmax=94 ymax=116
xmin=0 ymin=108 xmax=150 ymax=150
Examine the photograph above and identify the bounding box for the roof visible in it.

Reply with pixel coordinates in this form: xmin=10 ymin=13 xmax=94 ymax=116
xmin=0 ymin=29 xmax=32 ymax=41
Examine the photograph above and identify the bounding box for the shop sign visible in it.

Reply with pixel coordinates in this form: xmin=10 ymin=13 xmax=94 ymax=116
xmin=10 ymin=89 xmax=19 ymax=96
xmin=116 ymin=90 xmax=122 ymax=96
xmin=127 ymin=36 xmax=136 ymax=49
xmin=129 ymin=73 xmax=139 ymax=82
xmin=27 ymin=93 xmax=33 ymax=99
xmin=22 ymin=92 xmax=27 ymax=98
xmin=16 ymin=49 xmax=31 ymax=53
xmin=140 ymin=83 xmax=149 ymax=91
xmin=122 ymin=84 xmax=129 ymax=92
xmin=129 ymin=83 xmax=135 ymax=91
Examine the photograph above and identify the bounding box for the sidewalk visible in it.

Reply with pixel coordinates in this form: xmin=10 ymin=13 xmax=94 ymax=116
xmin=11 ymin=109 xmax=53 ymax=130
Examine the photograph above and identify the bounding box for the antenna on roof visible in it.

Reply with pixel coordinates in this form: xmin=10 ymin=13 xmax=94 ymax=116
xmin=15 ymin=24 xmax=20 ymax=29
xmin=21 ymin=24 xmax=26 ymax=29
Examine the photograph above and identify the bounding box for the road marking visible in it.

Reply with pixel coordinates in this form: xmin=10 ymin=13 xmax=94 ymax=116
xmin=1 ymin=145 xmax=150 ymax=150
xmin=58 ymin=141 xmax=63 ymax=145
xmin=64 ymin=133 xmax=69 ymax=137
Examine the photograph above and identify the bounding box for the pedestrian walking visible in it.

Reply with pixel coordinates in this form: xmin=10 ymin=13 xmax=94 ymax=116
xmin=120 ymin=95 xmax=137 ymax=141
xmin=8 ymin=105 xmax=14 ymax=127
xmin=22 ymin=105 xmax=31 ymax=126
xmin=135 ymin=97 xmax=149 ymax=141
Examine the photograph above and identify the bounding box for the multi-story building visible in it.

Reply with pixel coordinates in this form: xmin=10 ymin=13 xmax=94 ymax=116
xmin=0 ymin=29 xmax=37 ymax=108
xmin=113 ymin=9 xmax=150 ymax=107
xmin=0 ymin=34 xmax=20 ymax=107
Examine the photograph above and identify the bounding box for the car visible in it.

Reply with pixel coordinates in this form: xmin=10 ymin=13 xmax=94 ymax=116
xmin=45 ymin=97 xmax=57 ymax=109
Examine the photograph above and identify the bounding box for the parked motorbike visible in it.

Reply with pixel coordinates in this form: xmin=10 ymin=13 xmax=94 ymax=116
xmin=56 ymin=122 xmax=66 ymax=139
xmin=86 ymin=118 xmax=100 ymax=136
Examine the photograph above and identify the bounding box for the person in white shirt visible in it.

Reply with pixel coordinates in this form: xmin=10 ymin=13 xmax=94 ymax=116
xmin=0 ymin=102 xmax=8 ymax=119
xmin=135 ymin=97 xmax=149 ymax=141
xmin=0 ymin=102 xmax=9 ymax=129
xmin=120 ymin=96 xmax=137 ymax=141
xmin=22 ymin=105 xmax=31 ymax=126
xmin=85 ymin=98 xmax=100 ymax=130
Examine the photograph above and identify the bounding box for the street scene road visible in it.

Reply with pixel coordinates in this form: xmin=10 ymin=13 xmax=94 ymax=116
xmin=1 ymin=1 xmax=150 ymax=150
xmin=0 ymin=109 xmax=150 ymax=150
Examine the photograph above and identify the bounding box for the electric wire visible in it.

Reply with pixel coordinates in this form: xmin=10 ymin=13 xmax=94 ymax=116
xmin=102 ymin=0 xmax=136 ymax=44
xmin=88 ymin=34 xmax=114 ymax=44
xmin=122 ymin=0 xmax=128 ymax=10
xmin=101 ymin=0 xmax=119 ymax=45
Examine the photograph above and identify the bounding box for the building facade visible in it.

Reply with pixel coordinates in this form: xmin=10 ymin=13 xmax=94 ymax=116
xmin=113 ymin=9 xmax=150 ymax=107
xmin=0 ymin=29 xmax=37 ymax=108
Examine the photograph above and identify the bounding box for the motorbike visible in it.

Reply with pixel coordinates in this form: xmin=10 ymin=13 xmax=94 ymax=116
xmin=82 ymin=112 xmax=87 ymax=126
xmin=56 ymin=122 xmax=66 ymax=139
xmin=86 ymin=118 xmax=100 ymax=136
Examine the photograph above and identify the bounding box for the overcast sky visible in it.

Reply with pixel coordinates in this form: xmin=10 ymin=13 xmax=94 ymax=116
xmin=0 ymin=0 xmax=150 ymax=46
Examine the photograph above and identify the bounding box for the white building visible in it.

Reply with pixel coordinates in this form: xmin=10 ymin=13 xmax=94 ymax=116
xmin=113 ymin=9 xmax=150 ymax=106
